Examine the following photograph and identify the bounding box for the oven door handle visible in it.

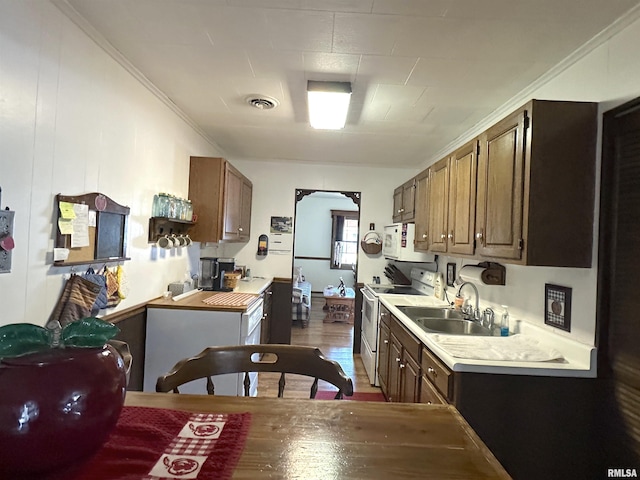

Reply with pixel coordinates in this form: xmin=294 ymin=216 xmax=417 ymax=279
xmin=360 ymin=288 xmax=376 ymax=302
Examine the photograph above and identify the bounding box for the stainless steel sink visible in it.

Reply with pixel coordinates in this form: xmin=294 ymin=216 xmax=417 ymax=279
xmin=396 ymin=306 xmax=465 ymax=320
xmin=413 ymin=317 xmax=493 ymax=336
xmin=396 ymin=306 xmax=493 ymax=336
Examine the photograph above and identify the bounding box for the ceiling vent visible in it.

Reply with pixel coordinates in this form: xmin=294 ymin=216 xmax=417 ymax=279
xmin=246 ymin=95 xmax=279 ymax=110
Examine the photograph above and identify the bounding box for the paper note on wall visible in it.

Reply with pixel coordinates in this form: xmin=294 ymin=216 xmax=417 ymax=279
xmin=59 ymin=201 xmax=76 ymax=219
xmin=70 ymin=203 xmax=90 ymax=248
xmin=270 ymin=232 xmax=292 ymax=252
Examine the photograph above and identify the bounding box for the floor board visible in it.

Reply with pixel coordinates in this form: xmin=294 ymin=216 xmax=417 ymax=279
xmin=257 ymin=294 xmax=382 ymax=398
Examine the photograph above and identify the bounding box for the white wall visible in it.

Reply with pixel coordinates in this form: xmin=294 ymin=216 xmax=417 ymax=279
xmin=295 ymin=193 xmax=357 ymax=290
xmin=0 ymin=1 xmax=218 ymax=326
xmin=221 ymin=159 xmax=412 ymax=286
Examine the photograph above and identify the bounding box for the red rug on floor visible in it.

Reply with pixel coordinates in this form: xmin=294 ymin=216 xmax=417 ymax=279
xmin=315 ymin=390 xmax=387 ymax=401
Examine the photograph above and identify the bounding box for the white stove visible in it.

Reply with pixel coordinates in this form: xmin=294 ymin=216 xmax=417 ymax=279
xmin=360 ymin=268 xmax=437 ymax=386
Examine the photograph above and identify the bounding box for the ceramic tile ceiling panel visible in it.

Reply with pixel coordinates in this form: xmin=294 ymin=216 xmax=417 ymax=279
xmin=62 ymin=0 xmax=640 ymax=167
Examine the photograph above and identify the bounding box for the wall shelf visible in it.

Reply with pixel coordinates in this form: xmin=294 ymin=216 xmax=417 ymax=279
xmin=148 ymin=217 xmax=195 ymax=243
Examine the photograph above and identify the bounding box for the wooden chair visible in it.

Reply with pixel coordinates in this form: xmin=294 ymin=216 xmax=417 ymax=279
xmin=156 ymin=344 xmax=354 ymax=399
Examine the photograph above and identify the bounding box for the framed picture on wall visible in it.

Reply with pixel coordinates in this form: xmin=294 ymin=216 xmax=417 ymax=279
xmin=544 ymin=284 xmax=572 ymax=332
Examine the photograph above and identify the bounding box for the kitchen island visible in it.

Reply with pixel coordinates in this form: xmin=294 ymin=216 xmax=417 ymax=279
xmin=144 ymin=277 xmax=273 ymax=395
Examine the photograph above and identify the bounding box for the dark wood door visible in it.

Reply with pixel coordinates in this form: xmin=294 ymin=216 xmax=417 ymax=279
xmin=378 ymin=318 xmax=391 ymax=398
xmin=388 ymin=333 xmax=402 ymax=402
xmin=428 ymin=157 xmax=449 ymax=253
xmin=476 ymin=108 xmax=526 ymax=260
xmin=598 ymin=97 xmax=640 ymax=465
xmin=392 ymin=186 xmax=403 ymax=222
xmin=223 ymin=163 xmax=242 ymax=241
xmin=400 ymin=351 xmax=420 ymax=403
xmin=414 ymin=170 xmax=429 ymax=251
xmin=239 ymin=177 xmax=252 ymax=241
xmin=401 ymin=179 xmax=416 ymax=221
xmin=448 ymin=139 xmax=478 ymax=255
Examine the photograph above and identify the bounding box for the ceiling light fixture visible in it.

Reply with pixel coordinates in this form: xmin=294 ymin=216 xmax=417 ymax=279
xmin=307 ymin=80 xmax=352 ymax=130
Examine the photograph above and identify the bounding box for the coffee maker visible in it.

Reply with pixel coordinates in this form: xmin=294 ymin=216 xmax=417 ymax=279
xmin=199 ymin=257 xmax=236 ymax=291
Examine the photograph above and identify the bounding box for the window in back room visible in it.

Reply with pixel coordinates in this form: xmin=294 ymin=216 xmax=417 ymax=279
xmin=331 ymin=209 xmax=358 ymax=270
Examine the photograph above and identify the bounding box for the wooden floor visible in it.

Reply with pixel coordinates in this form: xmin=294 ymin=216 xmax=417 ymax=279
xmin=257 ymin=294 xmax=382 ymax=398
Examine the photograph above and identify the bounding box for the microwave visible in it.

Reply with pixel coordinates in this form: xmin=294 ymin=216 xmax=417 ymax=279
xmin=382 ymin=223 xmax=435 ymax=262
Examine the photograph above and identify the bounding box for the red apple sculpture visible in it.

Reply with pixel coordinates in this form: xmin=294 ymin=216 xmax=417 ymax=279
xmin=0 ymin=318 xmax=127 ymax=476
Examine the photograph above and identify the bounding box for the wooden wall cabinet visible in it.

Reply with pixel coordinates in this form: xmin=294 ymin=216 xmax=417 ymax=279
xmin=392 ymin=179 xmax=416 ymax=223
xmin=413 ymin=169 xmax=430 ymax=251
xmin=427 ymin=157 xmax=450 ymax=253
xmin=405 ymin=99 xmax=597 ymax=267
xmin=423 ymin=140 xmax=478 ymax=256
xmin=188 ymin=157 xmax=252 ymax=243
xmin=448 ymin=140 xmax=478 ymax=256
xmin=476 ymin=100 xmax=596 ymax=267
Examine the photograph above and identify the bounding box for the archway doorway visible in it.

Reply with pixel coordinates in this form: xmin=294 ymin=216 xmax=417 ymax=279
xmin=292 ymin=189 xmax=361 ymax=353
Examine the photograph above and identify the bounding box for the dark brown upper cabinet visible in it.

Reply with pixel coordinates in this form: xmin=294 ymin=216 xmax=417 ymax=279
xmin=392 ymin=179 xmax=416 ymax=223
xmin=476 ymin=100 xmax=596 ymax=267
xmin=189 ymin=157 xmax=252 ymax=243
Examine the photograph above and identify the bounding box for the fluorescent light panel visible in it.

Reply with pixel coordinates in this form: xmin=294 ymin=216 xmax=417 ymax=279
xmin=307 ymin=80 xmax=352 ymax=130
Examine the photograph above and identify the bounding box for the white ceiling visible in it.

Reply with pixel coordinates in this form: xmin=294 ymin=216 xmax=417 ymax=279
xmin=58 ymin=0 xmax=640 ymax=168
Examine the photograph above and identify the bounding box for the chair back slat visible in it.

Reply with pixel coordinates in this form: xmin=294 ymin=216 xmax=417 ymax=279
xmin=156 ymin=344 xmax=353 ymax=399
xmin=278 ymin=372 xmax=286 ymax=398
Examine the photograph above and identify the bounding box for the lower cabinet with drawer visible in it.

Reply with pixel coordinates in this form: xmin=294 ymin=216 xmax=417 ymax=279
xmin=420 ymin=345 xmax=453 ymax=404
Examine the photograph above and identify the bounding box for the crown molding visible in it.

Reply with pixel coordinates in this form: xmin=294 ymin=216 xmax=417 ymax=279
xmin=426 ymin=3 xmax=640 ymax=167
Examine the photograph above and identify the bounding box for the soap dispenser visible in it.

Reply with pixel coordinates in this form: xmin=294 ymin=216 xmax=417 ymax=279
xmin=500 ymin=305 xmax=510 ymax=336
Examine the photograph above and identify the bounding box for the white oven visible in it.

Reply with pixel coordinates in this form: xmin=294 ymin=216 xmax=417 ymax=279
xmin=360 ymin=286 xmax=380 ymax=386
xmin=360 ymin=268 xmax=437 ymax=386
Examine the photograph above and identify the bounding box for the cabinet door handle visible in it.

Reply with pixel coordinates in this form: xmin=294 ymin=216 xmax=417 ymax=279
xmin=448 ymin=231 xmax=454 ymax=244
xmin=427 ymin=367 xmax=437 ymax=377
xmin=399 ymin=363 xmax=405 ymax=369
xmin=475 ymin=229 xmax=485 ymax=246
xmin=422 ymin=233 xmax=428 ymax=239
xmin=396 ymin=357 xmax=401 ymax=363
xmin=238 ymin=227 xmax=244 ymax=232
xmin=440 ymin=233 xmax=446 ymax=240
xmin=383 ymin=340 xmax=389 ymax=344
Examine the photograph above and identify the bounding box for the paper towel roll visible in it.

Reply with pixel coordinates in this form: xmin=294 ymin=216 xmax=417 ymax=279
xmin=458 ymin=264 xmax=506 ymax=285
xmin=458 ymin=265 xmax=486 ymax=284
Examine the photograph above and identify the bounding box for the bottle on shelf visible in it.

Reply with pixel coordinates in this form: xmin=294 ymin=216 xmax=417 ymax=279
xmin=500 ymin=305 xmax=510 ymax=336
xmin=167 ymin=195 xmax=177 ymax=219
xmin=185 ymin=200 xmax=193 ymax=221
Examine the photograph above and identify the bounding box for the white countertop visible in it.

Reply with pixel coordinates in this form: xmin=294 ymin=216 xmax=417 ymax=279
xmin=379 ymin=295 xmax=597 ymax=378
xmin=233 ymin=276 xmax=273 ymax=295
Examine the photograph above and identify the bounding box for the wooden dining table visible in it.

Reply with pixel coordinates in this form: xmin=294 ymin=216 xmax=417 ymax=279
xmin=125 ymin=392 xmax=511 ymax=479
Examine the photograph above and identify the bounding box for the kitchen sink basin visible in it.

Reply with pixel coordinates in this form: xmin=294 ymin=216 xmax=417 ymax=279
xmin=396 ymin=306 xmax=493 ymax=335
xmin=413 ymin=317 xmax=493 ymax=336
xmin=396 ymin=306 xmax=465 ymax=320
